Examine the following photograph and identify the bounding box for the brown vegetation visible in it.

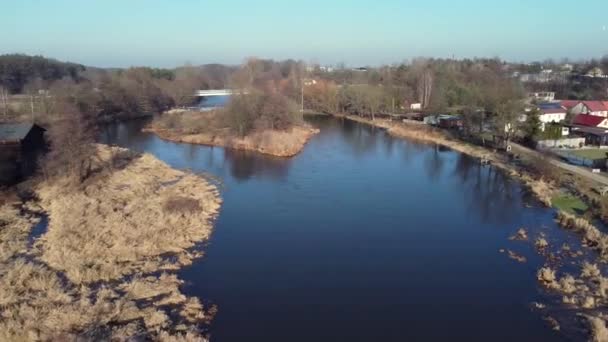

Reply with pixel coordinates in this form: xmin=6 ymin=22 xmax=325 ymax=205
xmin=148 ymin=109 xmax=319 ymax=157
xmin=556 ymin=212 xmax=608 ymax=261
xmin=0 ymin=145 xmax=221 ymax=340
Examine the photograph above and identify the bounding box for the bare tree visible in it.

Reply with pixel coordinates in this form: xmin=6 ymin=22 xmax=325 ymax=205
xmin=418 ymin=70 xmax=434 ymax=108
xmin=42 ymin=102 xmax=98 ymax=184
xmin=0 ymin=86 xmax=9 ymax=120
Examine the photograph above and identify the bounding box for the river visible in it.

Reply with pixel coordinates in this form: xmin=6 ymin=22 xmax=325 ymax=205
xmin=100 ymin=116 xmax=570 ymax=341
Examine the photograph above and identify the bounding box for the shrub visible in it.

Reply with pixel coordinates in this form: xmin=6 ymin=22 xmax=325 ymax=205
xmin=163 ymin=196 xmax=201 ymax=214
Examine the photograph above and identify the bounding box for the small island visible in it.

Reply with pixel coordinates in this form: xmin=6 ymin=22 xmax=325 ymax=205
xmin=145 ymin=108 xmax=319 ymax=158
xmin=145 ymin=59 xmax=319 ymax=157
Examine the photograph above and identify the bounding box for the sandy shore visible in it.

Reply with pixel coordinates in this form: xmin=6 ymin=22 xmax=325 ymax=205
xmin=0 ymin=145 xmax=221 ymax=341
xmin=145 ymin=125 xmax=319 ymax=158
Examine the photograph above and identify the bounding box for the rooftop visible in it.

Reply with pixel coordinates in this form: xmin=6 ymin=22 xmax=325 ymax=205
xmin=571 ymin=125 xmax=608 ymax=136
xmin=583 ymin=101 xmax=608 ymax=112
xmin=573 ymin=114 xmax=606 ymax=127
xmin=559 ymin=100 xmax=580 ymax=109
xmin=537 ymin=102 xmax=563 ymax=110
xmin=0 ymin=123 xmax=36 ymax=143
xmin=540 ymin=107 xmax=566 ymax=115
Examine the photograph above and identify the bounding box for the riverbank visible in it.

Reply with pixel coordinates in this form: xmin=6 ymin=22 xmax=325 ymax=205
xmin=0 ymin=145 xmax=221 ymax=340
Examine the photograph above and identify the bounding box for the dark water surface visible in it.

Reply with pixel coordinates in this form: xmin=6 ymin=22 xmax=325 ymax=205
xmin=101 ymin=116 xmax=568 ymax=341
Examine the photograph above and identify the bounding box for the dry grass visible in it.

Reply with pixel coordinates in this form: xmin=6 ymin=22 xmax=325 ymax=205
xmin=0 ymin=193 xmax=38 ymax=263
xmin=36 ymin=145 xmax=221 ymax=284
xmin=557 ymin=211 xmax=608 ymax=261
xmin=0 ymin=144 xmax=221 ymax=340
xmin=147 ymin=111 xmax=319 ymax=157
xmin=586 ymin=316 xmax=608 ymax=342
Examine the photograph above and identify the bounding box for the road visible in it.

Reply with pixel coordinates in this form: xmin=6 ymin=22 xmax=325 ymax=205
xmin=511 ymin=143 xmax=608 ymax=187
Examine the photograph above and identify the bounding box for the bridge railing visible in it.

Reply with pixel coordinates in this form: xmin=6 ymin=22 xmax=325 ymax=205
xmin=194 ymin=89 xmax=248 ymax=96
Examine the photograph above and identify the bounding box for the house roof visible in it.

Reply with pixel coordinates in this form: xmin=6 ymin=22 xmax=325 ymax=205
xmin=583 ymin=101 xmax=608 ymax=112
xmin=540 ymin=108 xmax=566 ymax=115
xmin=570 ymin=125 xmax=608 ymax=136
xmin=573 ymin=114 xmax=606 ymax=127
xmin=560 ymin=100 xmax=580 ymax=109
xmin=538 ymin=102 xmax=563 ymax=110
xmin=0 ymin=123 xmax=36 ymax=143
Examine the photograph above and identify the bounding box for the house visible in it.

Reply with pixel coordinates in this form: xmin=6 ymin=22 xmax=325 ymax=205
xmin=409 ymin=103 xmax=422 ymax=110
xmin=529 ymin=92 xmax=555 ymax=102
xmin=539 ymin=107 xmax=567 ymax=124
xmin=571 ymin=101 xmax=608 ymax=117
xmin=571 ymin=115 xmax=608 ymax=146
xmin=586 ymin=67 xmax=606 ymax=78
xmin=438 ymin=115 xmax=463 ymax=129
xmin=0 ymin=123 xmax=46 ymax=185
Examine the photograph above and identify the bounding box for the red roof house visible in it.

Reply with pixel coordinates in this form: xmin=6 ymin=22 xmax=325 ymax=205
xmin=584 ymin=101 xmax=608 ymax=112
xmin=560 ymin=100 xmax=580 ymax=110
xmin=573 ymin=114 xmax=608 ymax=127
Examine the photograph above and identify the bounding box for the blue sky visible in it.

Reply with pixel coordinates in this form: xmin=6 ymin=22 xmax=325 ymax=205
xmin=2 ymin=0 xmax=607 ymax=67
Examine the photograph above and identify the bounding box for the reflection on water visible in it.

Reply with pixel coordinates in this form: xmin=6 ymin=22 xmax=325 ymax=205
xmin=100 ymin=116 xmax=565 ymax=342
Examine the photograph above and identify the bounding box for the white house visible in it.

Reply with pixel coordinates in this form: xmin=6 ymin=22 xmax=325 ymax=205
xmin=528 ymin=92 xmax=555 ymax=102
xmin=586 ymin=67 xmax=606 ymax=78
xmin=409 ymin=103 xmax=422 ymax=110
xmin=539 ymin=108 xmax=567 ymax=123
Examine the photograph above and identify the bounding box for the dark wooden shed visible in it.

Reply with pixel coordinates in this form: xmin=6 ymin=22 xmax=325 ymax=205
xmin=0 ymin=123 xmax=46 ymax=185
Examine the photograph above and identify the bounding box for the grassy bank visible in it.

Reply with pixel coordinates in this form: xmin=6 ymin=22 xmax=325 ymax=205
xmin=146 ymin=110 xmax=319 ymax=157
xmin=552 ymin=194 xmax=589 ymax=215
xmin=0 ymin=145 xmax=221 ymax=340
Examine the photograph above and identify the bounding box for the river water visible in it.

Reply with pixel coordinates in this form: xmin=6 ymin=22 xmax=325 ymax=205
xmin=101 ymin=116 xmax=570 ymax=341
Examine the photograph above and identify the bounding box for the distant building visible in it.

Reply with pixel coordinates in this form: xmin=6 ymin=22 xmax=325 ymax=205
xmin=437 ymin=115 xmax=463 ymax=129
xmin=585 ymin=67 xmax=606 ymax=78
xmin=561 ymin=64 xmax=574 ymax=72
xmin=409 ymin=103 xmax=422 ymax=110
xmin=0 ymin=123 xmax=46 ymax=185
xmin=528 ymin=92 xmax=555 ymax=102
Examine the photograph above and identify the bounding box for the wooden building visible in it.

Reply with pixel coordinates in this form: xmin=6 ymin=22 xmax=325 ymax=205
xmin=0 ymin=123 xmax=46 ymax=185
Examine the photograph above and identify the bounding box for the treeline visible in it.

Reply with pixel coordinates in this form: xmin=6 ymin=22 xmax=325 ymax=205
xmin=0 ymin=54 xmax=237 ymax=124
xmin=305 ymin=58 xmax=524 ymax=138
xmin=156 ymin=58 xmax=306 ymax=137
xmin=0 ymin=54 xmax=85 ymax=93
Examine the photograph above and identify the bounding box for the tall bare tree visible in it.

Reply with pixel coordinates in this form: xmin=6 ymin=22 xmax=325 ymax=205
xmin=0 ymin=86 xmax=9 ymax=119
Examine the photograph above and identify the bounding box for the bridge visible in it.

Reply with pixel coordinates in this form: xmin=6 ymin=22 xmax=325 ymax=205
xmin=194 ymin=89 xmax=247 ymax=97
